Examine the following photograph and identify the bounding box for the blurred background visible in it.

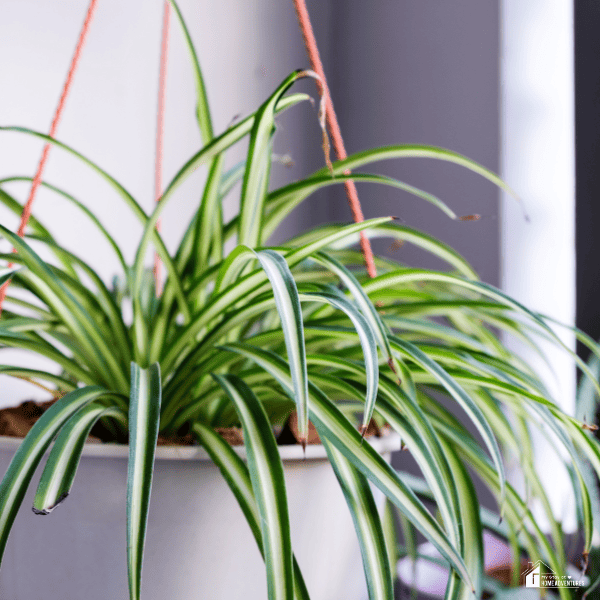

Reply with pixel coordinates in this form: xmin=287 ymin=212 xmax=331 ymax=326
xmin=0 ymin=0 xmax=592 ymax=595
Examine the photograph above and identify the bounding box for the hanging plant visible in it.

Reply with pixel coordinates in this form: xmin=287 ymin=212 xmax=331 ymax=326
xmin=0 ymin=1 xmax=598 ymax=599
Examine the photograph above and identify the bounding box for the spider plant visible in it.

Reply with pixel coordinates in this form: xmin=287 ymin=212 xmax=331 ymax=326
xmin=0 ymin=3 xmax=599 ymax=600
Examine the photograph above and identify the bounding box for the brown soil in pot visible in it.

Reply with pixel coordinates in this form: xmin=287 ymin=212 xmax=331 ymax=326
xmin=0 ymin=401 xmax=380 ymax=448
xmin=0 ymin=399 xmax=87 ymax=438
xmin=280 ymin=410 xmax=383 ymax=445
xmin=0 ymin=399 xmax=202 ymax=446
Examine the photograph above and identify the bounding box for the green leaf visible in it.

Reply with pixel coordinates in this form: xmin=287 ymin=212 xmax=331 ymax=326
xmin=0 ymin=127 xmax=190 ymax=322
xmin=219 ymin=344 xmax=474 ymax=591
xmin=212 ymin=374 xmax=293 ymax=600
xmin=192 ymin=422 xmax=310 ymax=600
xmin=390 ymin=336 xmax=505 ymax=505
xmin=263 ymin=172 xmax=457 ymax=241
xmin=299 ymin=289 xmax=379 ymax=433
xmin=432 ymin=413 xmax=572 ymax=600
xmin=127 ymin=363 xmax=162 ymax=600
xmin=169 ymin=0 xmax=213 ymax=142
xmin=254 ymin=250 xmax=309 ymax=445
xmin=33 ymin=404 xmax=127 ymax=514
xmin=297 ymin=223 xmax=478 ymax=279
xmin=306 ymin=365 xmax=462 ymax=550
xmin=0 ymin=176 xmax=129 ymax=278
xmin=167 ymin=3 xmax=225 ymax=280
xmin=194 ymin=154 xmax=225 ymax=275
xmin=315 ymin=144 xmax=520 ymax=209
xmin=323 ymin=439 xmax=394 ymax=600
xmin=364 ymin=269 xmax=600 ymax=399
xmin=0 ymin=225 xmax=129 ymax=390
xmin=162 ymin=217 xmax=393 ymax=374
xmin=0 ymin=365 xmax=76 ymax=392
xmin=0 ymin=386 xmax=114 ymax=565
xmin=0 ymin=266 xmax=19 ymax=288
xmin=25 ymin=234 xmax=131 ymax=366
xmin=238 ymin=72 xmax=305 ymax=248
xmin=0 ymin=327 xmax=99 ymax=386
xmin=440 ymin=439 xmax=483 ymax=600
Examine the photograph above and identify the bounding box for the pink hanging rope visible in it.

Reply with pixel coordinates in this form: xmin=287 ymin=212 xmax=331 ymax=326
xmin=0 ymin=0 xmax=99 ymax=313
xmin=292 ymin=0 xmax=377 ymax=279
xmin=153 ymin=0 xmax=171 ymax=295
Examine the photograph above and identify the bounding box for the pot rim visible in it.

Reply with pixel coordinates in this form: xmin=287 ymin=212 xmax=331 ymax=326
xmin=0 ymin=432 xmax=401 ymax=462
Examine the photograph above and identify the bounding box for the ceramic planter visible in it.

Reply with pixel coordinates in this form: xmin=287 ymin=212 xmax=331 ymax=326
xmin=0 ymin=433 xmax=399 ymax=600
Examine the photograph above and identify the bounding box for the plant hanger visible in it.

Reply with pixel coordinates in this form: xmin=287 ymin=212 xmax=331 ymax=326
xmin=0 ymin=0 xmax=99 ymax=313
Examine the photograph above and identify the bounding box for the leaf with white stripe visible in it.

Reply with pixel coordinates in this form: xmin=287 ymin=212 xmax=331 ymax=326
xmin=127 ymin=363 xmax=162 ymax=600
xmin=33 ymin=403 xmax=127 ymax=514
xmin=219 ymin=344 xmax=474 ymax=591
xmin=323 ymin=438 xmax=394 ymax=600
xmin=239 ymin=72 xmax=304 ymax=248
xmin=299 ymin=289 xmax=378 ymax=434
xmin=0 ymin=386 xmax=114 ymax=565
xmin=212 ymin=374 xmax=293 ymax=600
xmin=254 ymin=249 xmax=309 ymax=446
xmin=390 ymin=336 xmax=506 ymax=506
xmin=440 ymin=439 xmax=483 ymax=600
xmin=192 ymin=422 xmax=310 ymax=600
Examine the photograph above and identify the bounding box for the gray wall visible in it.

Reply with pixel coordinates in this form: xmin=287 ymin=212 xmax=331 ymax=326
xmin=272 ymin=0 xmax=501 ymax=286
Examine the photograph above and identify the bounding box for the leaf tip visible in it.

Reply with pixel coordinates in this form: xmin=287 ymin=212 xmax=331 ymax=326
xmin=359 ymin=425 xmax=367 ymax=443
xmin=582 ymin=551 xmax=589 ymax=575
xmin=32 ymin=492 xmax=69 ymax=516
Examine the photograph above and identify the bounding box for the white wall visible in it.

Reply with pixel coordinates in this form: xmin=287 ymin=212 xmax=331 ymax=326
xmin=501 ymin=0 xmax=577 ymax=531
xmin=0 ymin=0 xmax=324 ymax=406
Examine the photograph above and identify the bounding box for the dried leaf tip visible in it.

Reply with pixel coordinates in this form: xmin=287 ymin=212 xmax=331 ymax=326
xmin=582 ymin=551 xmax=589 ymax=574
xmin=32 ymin=492 xmax=69 ymax=515
xmin=458 ymin=214 xmax=481 ymax=221
xmin=389 ymin=362 xmax=402 ymax=386
xmin=582 ymin=422 xmax=598 ymax=431
xmin=359 ymin=424 xmax=368 ymax=443
xmin=296 ymin=69 xmax=333 ymax=175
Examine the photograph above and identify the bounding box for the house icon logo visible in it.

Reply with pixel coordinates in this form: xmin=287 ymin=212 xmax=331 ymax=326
xmin=521 ymin=560 xmax=584 ymax=589
xmin=524 ymin=562 xmax=542 ymax=588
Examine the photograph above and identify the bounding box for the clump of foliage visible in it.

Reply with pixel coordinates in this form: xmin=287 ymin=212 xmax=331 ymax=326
xmin=0 ymin=3 xmax=598 ymax=599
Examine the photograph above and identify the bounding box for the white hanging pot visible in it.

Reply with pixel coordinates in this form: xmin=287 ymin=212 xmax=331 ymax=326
xmin=0 ymin=433 xmax=399 ymax=600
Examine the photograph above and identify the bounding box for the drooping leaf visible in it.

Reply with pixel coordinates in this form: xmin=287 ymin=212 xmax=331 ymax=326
xmin=126 ymin=363 xmax=162 ymax=600
xmin=212 ymin=374 xmax=293 ymax=600
xmin=323 ymin=438 xmax=394 ymax=600
xmin=33 ymin=403 xmax=127 ymax=514
xmin=0 ymin=386 xmax=117 ymax=564
xmin=192 ymin=422 xmax=310 ymax=600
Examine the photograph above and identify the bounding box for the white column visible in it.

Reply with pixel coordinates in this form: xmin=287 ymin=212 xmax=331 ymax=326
xmin=501 ymin=0 xmax=576 ymax=531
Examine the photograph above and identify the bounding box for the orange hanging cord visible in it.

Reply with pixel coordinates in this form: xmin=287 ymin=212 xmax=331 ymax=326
xmin=292 ymin=0 xmax=377 ymax=279
xmin=153 ymin=0 xmax=171 ymax=295
xmin=0 ymin=0 xmax=99 ymax=313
